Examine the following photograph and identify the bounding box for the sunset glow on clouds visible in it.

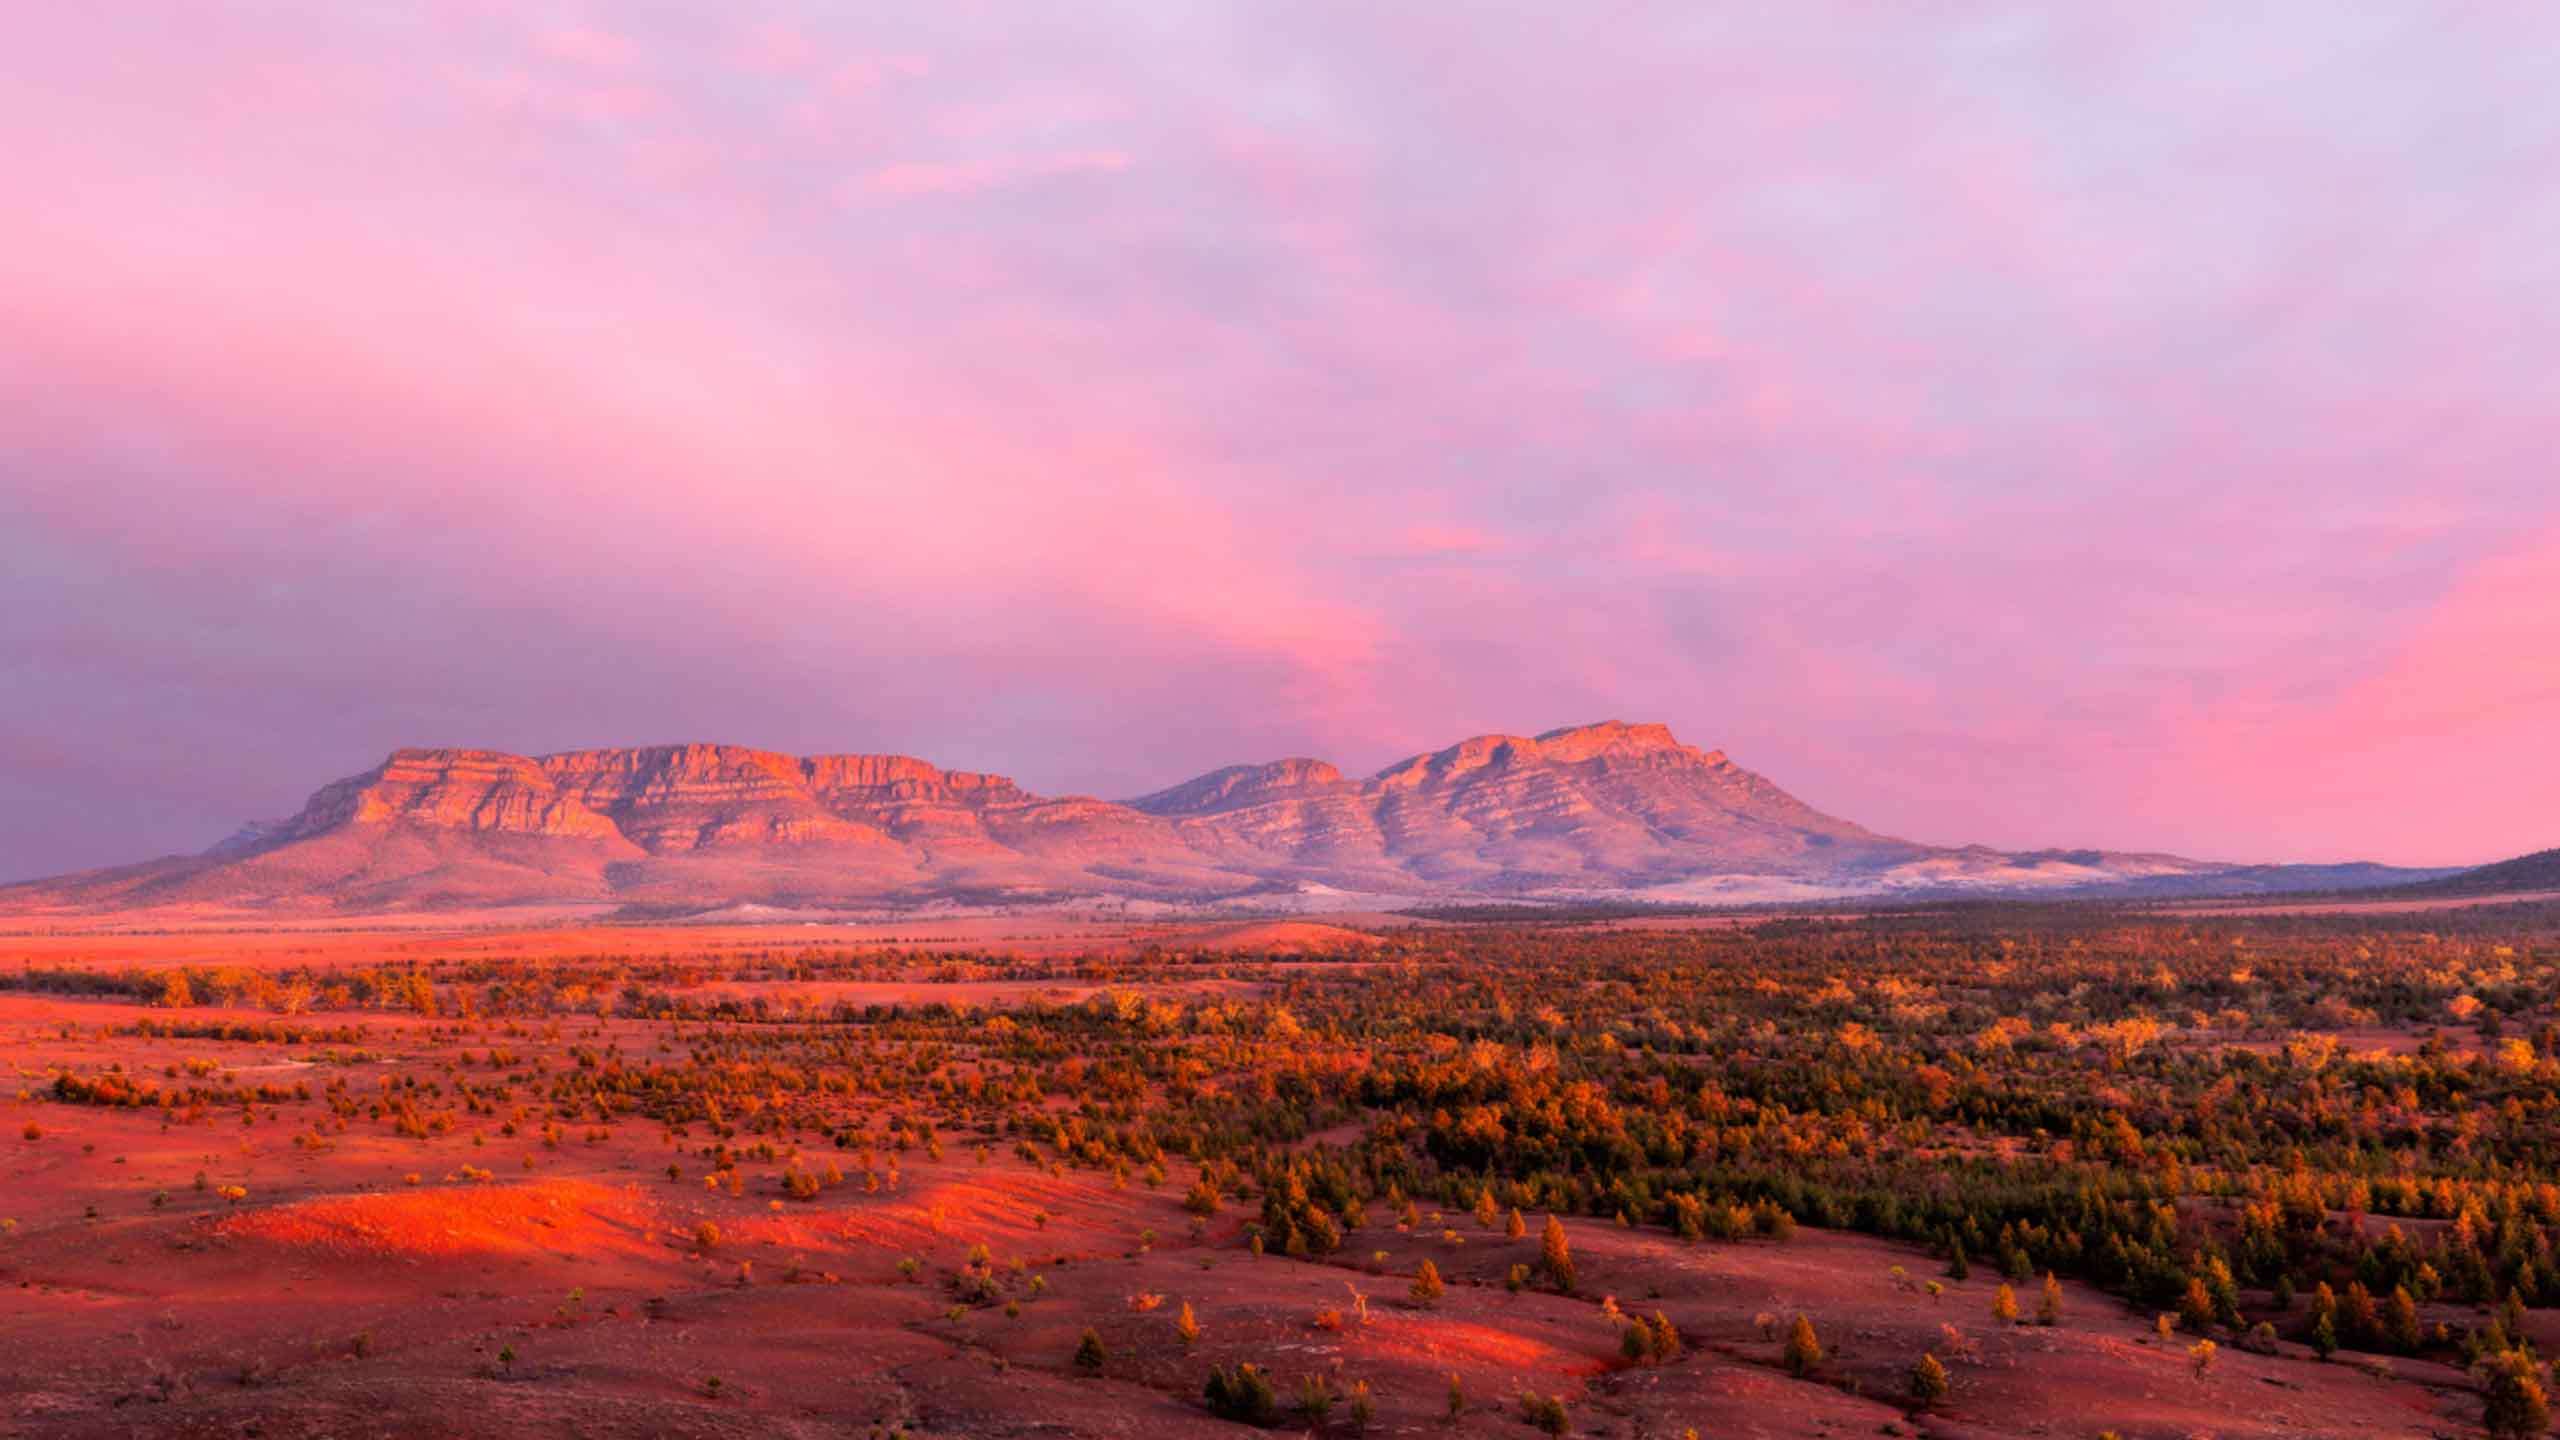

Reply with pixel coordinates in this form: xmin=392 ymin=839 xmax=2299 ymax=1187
xmin=5 ymin=4 xmax=2558 ymax=877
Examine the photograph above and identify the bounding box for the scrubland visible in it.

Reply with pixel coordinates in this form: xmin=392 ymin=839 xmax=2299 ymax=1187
xmin=7 ymin=902 xmax=2560 ymax=1437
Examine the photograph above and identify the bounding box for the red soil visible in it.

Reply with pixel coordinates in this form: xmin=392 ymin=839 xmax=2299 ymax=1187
xmin=1159 ymin=920 xmax=1385 ymax=953
xmin=215 ymin=1179 xmax=659 ymax=1262
xmin=0 ymin=939 xmax=2510 ymax=1439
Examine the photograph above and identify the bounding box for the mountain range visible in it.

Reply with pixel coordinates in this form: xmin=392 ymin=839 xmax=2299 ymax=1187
xmin=0 ymin=720 xmax=2461 ymax=918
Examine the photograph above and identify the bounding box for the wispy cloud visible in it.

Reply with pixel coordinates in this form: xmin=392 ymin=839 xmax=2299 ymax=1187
xmin=3 ymin=3 xmax=2557 ymax=876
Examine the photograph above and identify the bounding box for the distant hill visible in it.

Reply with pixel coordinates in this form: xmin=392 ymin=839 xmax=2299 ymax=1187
xmin=0 ymin=720 xmax=2439 ymax=918
xmin=2388 ymin=847 xmax=2560 ymax=898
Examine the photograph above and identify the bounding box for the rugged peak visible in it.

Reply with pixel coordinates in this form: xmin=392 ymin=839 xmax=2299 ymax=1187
xmin=1127 ymin=758 xmax=1349 ymax=816
xmin=1530 ymin=719 xmax=1697 ymax=762
xmin=1369 ymin=719 xmax=1710 ymax=786
xmin=1369 ymin=733 xmax=1528 ymax=787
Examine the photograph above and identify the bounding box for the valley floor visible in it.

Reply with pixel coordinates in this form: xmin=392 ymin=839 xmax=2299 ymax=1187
xmin=3 ymin=914 xmax=2549 ymax=1438
xmin=0 ymin=1064 xmax=2481 ymax=1439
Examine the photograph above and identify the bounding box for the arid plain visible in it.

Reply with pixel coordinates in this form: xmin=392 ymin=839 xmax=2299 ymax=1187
xmin=10 ymin=900 xmax=2560 ymax=1438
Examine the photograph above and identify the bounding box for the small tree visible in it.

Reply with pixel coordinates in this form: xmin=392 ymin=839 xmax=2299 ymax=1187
xmin=1347 ymin=1379 xmax=1375 ymax=1432
xmin=2384 ymin=1286 xmax=2421 ymax=1352
xmin=1540 ymin=1216 xmax=1576 ymax=1293
xmin=1174 ymin=1301 xmax=1201 ymax=1347
xmin=1411 ymin=1259 xmax=1445 ymax=1306
xmin=1991 ymin=1283 xmax=2020 ymax=1324
xmin=2179 ymin=1277 xmax=2216 ymax=1333
xmin=1518 ymin=1391 xmax=1570 ymax=1436
xmin=1298 ymin=1374 xmax=1334 ymax=1422
xmin=1910 ymin=1350 xmax=1949 ymax=1407
xmin=1784 ymin=1314 xmax=1823 ymax=1375
xmin=2037 ymin=1272 xmax=2063 ymax=1326
xmin=1073 ymin=1328 xmax=1107 ymax=1374
xmin=2341 ymin=1281 xmax=2379 ymax=1343
xmin=2204 ymin=1257 xmax=2241 ymax=1325
xmin=2188 ymin=1339 xmax=2216 ymax=1379
xmin=1206 ymin=1363 xmax=1279 ymax=1423
xmin=2482 ymin=1350 xmax=2553 ymax=1438
xmin=1506 ymin=1207 xmax=1527 ymax=1239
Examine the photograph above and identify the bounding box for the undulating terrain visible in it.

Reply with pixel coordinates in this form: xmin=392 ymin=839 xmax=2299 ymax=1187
xmin=10 ymin=901 xmax=2560 ymax=1438
xmin=0 ymin=722 xmax=2449 ymax=919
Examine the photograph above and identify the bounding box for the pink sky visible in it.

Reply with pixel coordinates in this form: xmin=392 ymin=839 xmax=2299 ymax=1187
xmin=4 ymin=4 xmax=2557 ymax=879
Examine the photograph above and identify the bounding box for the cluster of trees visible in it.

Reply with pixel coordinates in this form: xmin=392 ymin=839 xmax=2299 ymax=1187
xmin=21 ymin=903 xmax=2560 ymax=1431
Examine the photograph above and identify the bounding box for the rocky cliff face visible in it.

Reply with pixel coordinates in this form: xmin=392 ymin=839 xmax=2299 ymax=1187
xmin=0 ymin=719 xmax=2422 ymax=915
xmin=277 ymin=745 xmax=1076 ymax=856
xmin=1119 ymin=721 xmax=1913 ymax=888
xmin=256 ymin=722 xmax=1892 ymax=884
xmin=280 ymin=749 xmax=629 ymax=845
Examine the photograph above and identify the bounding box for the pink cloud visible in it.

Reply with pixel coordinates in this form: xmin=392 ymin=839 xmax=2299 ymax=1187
xmin=1398 ymin=526 xmax=1507 ymax=557
xmin=831 ymin=54 xmax=930 ymax=94
xmin=537 ymin=25 xmax=638 ymax=70
xmin=2174 ymin=530 xmax=2560 ymax=863
xmin=861 ymin=148 xmax=1129 ymax=196
xmin=2 ymin=3 xmax=2557 ymax=879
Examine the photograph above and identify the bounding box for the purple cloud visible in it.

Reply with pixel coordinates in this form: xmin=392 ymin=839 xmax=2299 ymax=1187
xmin=3 ymin=4 xmax=2556 ymax=879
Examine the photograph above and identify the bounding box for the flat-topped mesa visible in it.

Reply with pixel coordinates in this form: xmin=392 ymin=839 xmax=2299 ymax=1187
xmin=282 ymin=748 xmax=623 ymax=843
xmin=249 ymin=745 xmax=1053 ymax=857
xmin=801 ymin=754 xmax=1030 ymax=806
xmin=539 ymin=742 xmax=798 ymax=784
xmin=537 ymin=744 xmax=807 ymax=815
xmin=530 ymin=745 xmax=1028 ymax=804
xmin=548 ymin=745 xmax=1027 ymax=836
xmin=530 ymin=745 xmax=867 ymax=851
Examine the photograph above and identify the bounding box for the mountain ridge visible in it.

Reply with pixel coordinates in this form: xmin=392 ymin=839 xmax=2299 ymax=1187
xmin=2378 ymin=846 xmax=2560 ymax=899
xmin=0 ymin=721 xmax=2451 ymax=916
